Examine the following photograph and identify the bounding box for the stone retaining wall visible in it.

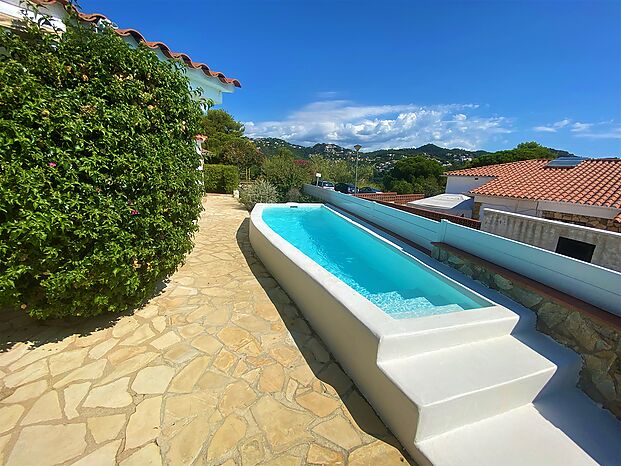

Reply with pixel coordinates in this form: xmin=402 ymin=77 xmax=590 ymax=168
xmin=432 ymin=243 xmax=621 ymax=419
xmin=542 ymin=211 xmax=621 ymax=233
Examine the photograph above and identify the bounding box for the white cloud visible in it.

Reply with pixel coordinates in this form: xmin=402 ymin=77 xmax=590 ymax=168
xmin=570 ymin=122 xmax=593 ymax=133
xmin=533 ymin=119 xmax=571 ymax=133
xmin=533 ymin=119 xmax=621 ymax=139
xmin=533 ymin=125 xmax=557 ymax=133
xmin=244 ymin=100 xmax=511 ymax=150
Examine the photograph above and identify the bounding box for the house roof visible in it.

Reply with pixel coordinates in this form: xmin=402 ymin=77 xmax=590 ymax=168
xmin=444 ymin=159 xmax=621 ymax=209
xmin=31 ymin=0 xmax=241 ymax=87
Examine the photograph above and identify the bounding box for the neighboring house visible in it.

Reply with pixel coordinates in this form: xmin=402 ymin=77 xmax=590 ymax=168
xmin=0 ymin=0 xmax=241 ymax=106
xmin=444 ymin=157 xmax=621 ymax=233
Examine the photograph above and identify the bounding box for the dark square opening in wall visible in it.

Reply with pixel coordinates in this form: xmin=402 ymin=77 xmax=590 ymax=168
xmin=555 ymin=236 xmax=596 ymax=263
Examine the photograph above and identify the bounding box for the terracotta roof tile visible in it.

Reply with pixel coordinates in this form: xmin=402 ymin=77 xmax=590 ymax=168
xmin=445 ymin=159 xmax=621 ymax=209
xmin=31 ymin=0 xmax=241 ymax=87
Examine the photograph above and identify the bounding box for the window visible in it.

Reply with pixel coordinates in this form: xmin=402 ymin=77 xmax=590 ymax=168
xmin=555 ymin=237 xmax=596 ymax=263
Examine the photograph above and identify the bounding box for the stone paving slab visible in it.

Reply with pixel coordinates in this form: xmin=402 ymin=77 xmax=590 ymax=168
xmin=0 ymin=195 xmax=415 ymax=465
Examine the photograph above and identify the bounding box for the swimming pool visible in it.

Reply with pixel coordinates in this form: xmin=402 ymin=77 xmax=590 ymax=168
xmin=261 ymin=204 xmax=491 ymax=319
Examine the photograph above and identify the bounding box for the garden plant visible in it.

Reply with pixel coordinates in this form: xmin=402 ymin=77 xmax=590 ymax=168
xmin=0 ymin=12 xmax=204 ymax=318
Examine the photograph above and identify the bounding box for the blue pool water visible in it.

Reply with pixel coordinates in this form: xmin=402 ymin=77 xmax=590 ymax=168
xmin=262 ymin=205 xmax=490 ymax=319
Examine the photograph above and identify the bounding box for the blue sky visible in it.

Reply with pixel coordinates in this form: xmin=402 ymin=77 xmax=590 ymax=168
xmin=80 ymin=0 xmax=621 ymax=156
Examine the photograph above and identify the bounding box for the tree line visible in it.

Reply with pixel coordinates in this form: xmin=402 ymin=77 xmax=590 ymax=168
xmin=200 ymin=110 xmax=376 ymax=201
xmin=201 ymin=110 xmax=563 ymax=199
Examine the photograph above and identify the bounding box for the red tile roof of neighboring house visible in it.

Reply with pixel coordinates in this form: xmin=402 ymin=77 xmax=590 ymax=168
xmin=445 ymin=159 xmax=621 ymax=210
xmin=31 ymin=0 xmax=241 ymax=87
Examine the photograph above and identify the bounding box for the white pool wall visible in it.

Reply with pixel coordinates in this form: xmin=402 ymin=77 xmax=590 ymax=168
xmin=249 ymin=203 xmax=521 ymax=463
xmin=249 ymin=204 xmax=420 ymax=452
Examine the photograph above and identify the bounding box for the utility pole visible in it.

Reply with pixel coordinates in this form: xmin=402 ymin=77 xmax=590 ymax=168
xmin=354 ymin=144 xmax=362 ymax=193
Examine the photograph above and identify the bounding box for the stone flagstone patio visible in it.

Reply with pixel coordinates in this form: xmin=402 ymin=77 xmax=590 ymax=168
xmin=0 ymin=195 xmax=414 ymax=465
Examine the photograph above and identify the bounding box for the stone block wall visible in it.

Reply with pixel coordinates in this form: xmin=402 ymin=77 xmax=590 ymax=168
xmin=472 ymin=202 xmax=482 ymax=220
xmin=432 ymin=243 xmax=621 ymax=419
xmin=542 ymin=211 xmax=621 ymax=233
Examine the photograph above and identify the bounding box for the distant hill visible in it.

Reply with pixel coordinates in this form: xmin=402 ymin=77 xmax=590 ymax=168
xmin=254 ymin=138 xmax=487 ymax=162
xmin=253 ymin=138 xmax=359 ymax=160
xmin=252 ymin=138 xmax=310 ymax=159
xmin=253 ymin=138 xmax=491 ymax=171
xmin=251 ymin=138 xmax=574 ymax=174
xmin=366 ymin=144 xmax=489 ymax=163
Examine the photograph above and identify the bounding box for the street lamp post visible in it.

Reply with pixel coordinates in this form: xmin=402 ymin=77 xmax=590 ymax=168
xmin=354 ymin=144 xmax=362 ymax=193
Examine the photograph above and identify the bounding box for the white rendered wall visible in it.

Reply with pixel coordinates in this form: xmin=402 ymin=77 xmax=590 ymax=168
xmin=476 ymin=197 xmax=540 ymax=221
xmin=445 ymin=175 xmax=494 ymax=194
xmin=474 ymin=195 xmax=621 ymax=222
xmin=440 ymin=221 xmax=621 ymax=316
xmin=481 ymin=209 xmax=621 ymax=272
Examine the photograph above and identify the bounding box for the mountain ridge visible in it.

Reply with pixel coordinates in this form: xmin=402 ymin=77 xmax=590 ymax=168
xmin=252 ymin=137 xmax=491 ymax=163
xmin=251 ymin=137 xmax=575 ymax=173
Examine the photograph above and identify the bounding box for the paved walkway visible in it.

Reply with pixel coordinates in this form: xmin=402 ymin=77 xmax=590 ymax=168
xmin=0 ymin=195 xmax=413 ymax=466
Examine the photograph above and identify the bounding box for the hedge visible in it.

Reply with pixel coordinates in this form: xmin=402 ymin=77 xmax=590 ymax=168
xmin=203 ymin=164 xmax=239 ymax=194
xmin=0 ymin=15 xmax=204 ymax=318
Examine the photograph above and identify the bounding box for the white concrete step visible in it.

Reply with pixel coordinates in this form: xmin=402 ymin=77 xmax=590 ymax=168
xmin=379 ymin=335 xmax=576 ymax=441
xmin=512 ymin=329 xmax=582 ymax=395
xmin=377 ymin=305 xmax=521 ymax=361
xmin=389 ymin=304 xmax=465 ymax=320
xmin=415 ymin=395 xmax=621 ymax=466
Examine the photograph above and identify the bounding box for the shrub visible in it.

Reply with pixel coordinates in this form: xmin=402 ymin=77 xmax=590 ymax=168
xmin=203 ymin=164 xmax=239 ymax=194
xmin=286 ymin=187 xmax=301 ymax=202
xmin=0 ymin=17 xmax=204 ymax=318
xmin=239 ymin=179 xmax=279 ymax=210
xmin=297 ymin=193 xmax=319 ymax=203
xmin=284 ymin=188 xmax=318 ymax=204
xmin=262 ymin=153 xmax=309 ymax=199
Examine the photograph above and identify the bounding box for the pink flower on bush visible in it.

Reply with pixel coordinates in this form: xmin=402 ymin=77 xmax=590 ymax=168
xmin=130 ymin=209 xmax=139 ymax=216
xmin=48 ymin=162 xmax=57 ymax=167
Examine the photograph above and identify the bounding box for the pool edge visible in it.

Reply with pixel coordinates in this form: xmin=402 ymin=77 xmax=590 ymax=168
xmin=249 ymin=203 xmax=522 ymax=463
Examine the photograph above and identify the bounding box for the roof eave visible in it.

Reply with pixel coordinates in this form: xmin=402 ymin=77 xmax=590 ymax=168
xmin=25 ymin=0 xmax=241 ymax=88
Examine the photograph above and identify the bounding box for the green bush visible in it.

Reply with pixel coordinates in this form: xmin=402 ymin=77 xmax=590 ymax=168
xmin=285 ymin=187 xmax=302 ymax=202
xmin=239 ymin=179 xmax=279 ymax=210
xmin=0 ymin=17 xmax=204 ymax=318
xmin=262 ymin=152 xmax=310 ymax=199
xmin=203 ymin=164 xmax=239 ymax=194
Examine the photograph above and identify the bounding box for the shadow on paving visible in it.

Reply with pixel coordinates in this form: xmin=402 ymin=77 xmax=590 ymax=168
xmin=0 ymin=278 xmax=170 ymax=353
xmin=235 ymin=217 xmax=416 ymax=465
